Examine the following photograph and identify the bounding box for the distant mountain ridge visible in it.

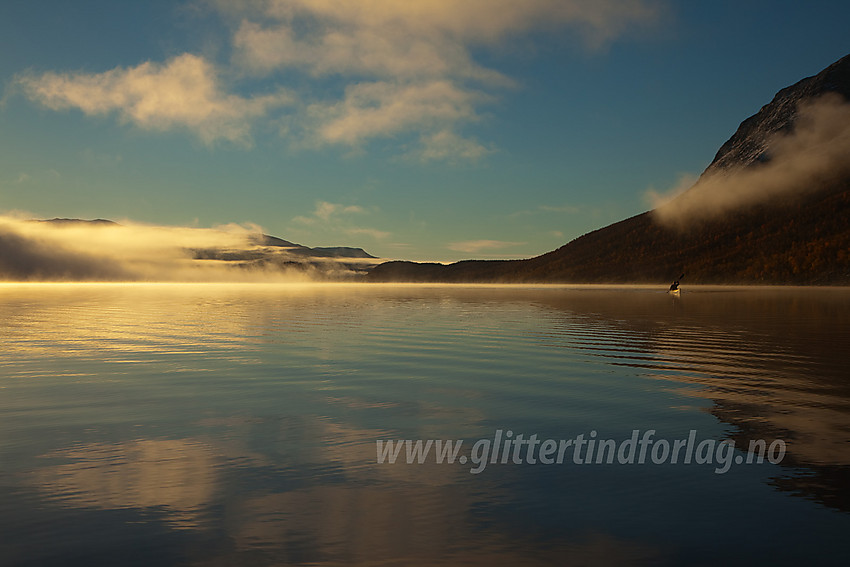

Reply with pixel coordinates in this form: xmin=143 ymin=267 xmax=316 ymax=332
xmin=34 ymin=219 xmax=376 ymax=260
xmin=37 ymin=218 xmax=118 ymax=226
xmin=368 ymin=54 xmax=850 ymax=285
xmin=1 ymin=218 xmax=379 ymax=280
xmin=256 ymin=234 xmax=375 ymax=259
xmin=8 ymin=55 xmax=850 ymax=284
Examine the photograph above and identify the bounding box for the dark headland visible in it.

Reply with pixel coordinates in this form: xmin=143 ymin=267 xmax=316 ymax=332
xmin=368 ymin=54 xmax=850 ymax=285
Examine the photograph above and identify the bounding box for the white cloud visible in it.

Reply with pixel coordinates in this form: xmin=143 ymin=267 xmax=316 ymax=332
xmin=289 ymin=201 xmax=389 ymax=241
xmin=448 ymin=239 xmax=525 ymax=253
xmin=414 ymin=129 xmax=493 ymax=163
xmin=18 ymin=54 xmax=293 ymax=145
xmin=314 ymin=201 xmax=365 ymax=220
xmin=651 ymin=94 xmax=850 ymax=227
xmin=233 ymin=0 xmax=661 ymax=77
xmin=231 ymin=9 xmax=506 ymax=84
xmin=19 ymin=0 xmax=662 ymax=158
xmin=230 ymin=0 xmax=660 ymax=156
xmin=291 ymin=215 xmax=316 ymax=225
xmin=346 ymin=227 xmax=390 ymax=240
xmin=294 ymin=201 xmax=366 ymax=224
xmin=305 ymin=80 xmax=486 ymax=148
xmin=0 ymin=215 xmax=266 ymax=281
xmin=0 ymin=216 xmax=379 ymax=281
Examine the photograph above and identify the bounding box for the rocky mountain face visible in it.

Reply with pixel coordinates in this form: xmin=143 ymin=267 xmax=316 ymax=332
xmin=707 ymin=55 xmax=850 ymax=172
xmin=368 ymin=54 xmax=850 ymax=285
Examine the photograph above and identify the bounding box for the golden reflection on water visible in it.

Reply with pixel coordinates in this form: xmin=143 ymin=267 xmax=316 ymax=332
xmin=1 ymin=283 xmax=849 ymax=564
xmin=31 ymin=439 xmax=218 ymax=529
xmin=1 ymin=283 xmax=274 ymax=358
xmin=3 ymin=283 xmax=849 ymax=471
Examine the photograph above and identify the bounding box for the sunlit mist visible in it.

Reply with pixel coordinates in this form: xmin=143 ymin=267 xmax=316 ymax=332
xmin=650 ymin=94 xmax=850 ymax=227
xmin=0 ymin=216 xmax=381 ymax=282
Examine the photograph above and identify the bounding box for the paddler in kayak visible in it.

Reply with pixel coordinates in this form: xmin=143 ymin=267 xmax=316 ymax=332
xmin=669 ymin=273 xmax=684 ymax=292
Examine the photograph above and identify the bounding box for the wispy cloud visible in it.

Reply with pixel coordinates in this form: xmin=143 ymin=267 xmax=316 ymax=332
xmin=650 ymin=94 xmax=850 ymax=227
xmin=0 ymin=216 xmax=376 ymax=281
xmin=448 ymin=239 xmax=525 ymax=253
xmin=345 ymin=227 xmax=391 ymax=240
xmin=305 ymin=81 xmax=486 ymax=149
xmin=18 ymin=54 xmax=293 ymax=146
xmin=16 ymin=0 xmax=662 ymax=158
xmin=0 ymin=216 xmax=262 ymax=281
xmin=316 ymin=201 xmax=365 ymax=220
xmin=290 ymin=201 xmax=390 ymax=241
xmin=230 ymin=0 xmax=660 ymax=156
xmin=293 ymin=201 xmax=367 ymax=224
xmin=413 ymin=129 xmax=493 ymax=163
xmin=231 ymin=1 xmax=661 ymax=75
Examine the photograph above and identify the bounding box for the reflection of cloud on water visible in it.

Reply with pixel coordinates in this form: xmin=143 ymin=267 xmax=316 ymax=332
xmin=219 ymin=417 xmax=663 ymax=564
xmin=228 ymin=486 xmax=660 ymax=565
xmin=526 ymin=287 xmax=850 ymax=511
xmin=33 ymin=416 xmax=661 ymax=564
xmin=31 ymin=439 xmax=218 ymax=529
xmin=190 ymin=409 xmax=666 ymax=564
xmin=6 ymin=284 xmax=847 ymax=562
xmin=196 ymin=414 xmax=471 ymax=487
xmin=318 ymin=419 xmax=474 ymax=487
xmin=642 ymin=363 xmax=850 ymax=512
xmin=644 ymin=364 xmax=850 ymax=467
xmin=230 ymin=485 xmax=466 ymax=560
xmin=625 ymin=305 xmax=850 ymax=469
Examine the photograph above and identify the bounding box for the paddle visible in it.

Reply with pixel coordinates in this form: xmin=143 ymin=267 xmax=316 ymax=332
xmin=669 ymin=273 xmax=684 ymax=291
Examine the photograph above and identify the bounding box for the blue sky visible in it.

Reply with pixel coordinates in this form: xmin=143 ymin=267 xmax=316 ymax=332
xmin=1 ymin=0 xmax=848 ymax=261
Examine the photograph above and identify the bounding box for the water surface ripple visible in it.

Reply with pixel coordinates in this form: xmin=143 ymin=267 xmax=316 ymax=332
xmin=1 ymin=283 xmax=848 ymax=566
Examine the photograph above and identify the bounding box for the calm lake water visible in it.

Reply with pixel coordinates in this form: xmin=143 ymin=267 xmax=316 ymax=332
xmin=0 ymin=283 xmax=848 ymax=566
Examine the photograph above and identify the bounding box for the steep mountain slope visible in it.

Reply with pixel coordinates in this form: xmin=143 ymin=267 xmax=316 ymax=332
xmin=707 ymin=54 xmax=850 ymax=172
xmin=368 ymin=54 xmax=850 ymax=285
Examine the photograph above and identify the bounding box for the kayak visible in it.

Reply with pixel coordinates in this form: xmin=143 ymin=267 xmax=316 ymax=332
xmin=669 ymin=288 xmax=681 ymax=295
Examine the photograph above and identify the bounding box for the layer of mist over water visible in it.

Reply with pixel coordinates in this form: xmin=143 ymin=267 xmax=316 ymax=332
xmin=0 ymin=283 xmax=848 ymax=566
